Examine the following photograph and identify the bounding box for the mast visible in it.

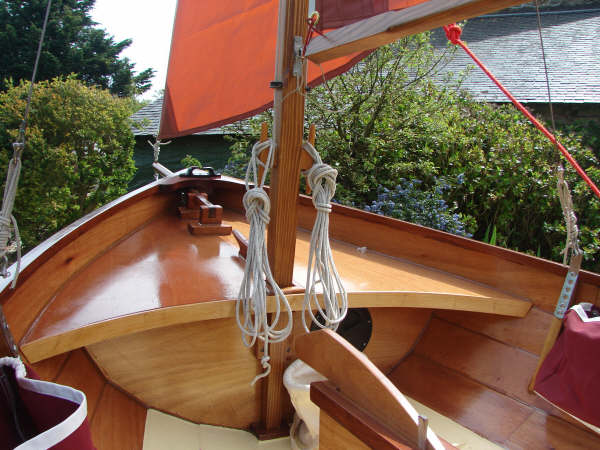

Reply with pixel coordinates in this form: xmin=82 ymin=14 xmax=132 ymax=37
xmin=268 ymin=0 xmax=309 ymax=288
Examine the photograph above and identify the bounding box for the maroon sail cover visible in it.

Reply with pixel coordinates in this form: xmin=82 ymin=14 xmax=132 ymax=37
xmin=0 ymin=357 xmax=95 ymax=450
xmin=534 ymin=305 xmax=600 ymax=430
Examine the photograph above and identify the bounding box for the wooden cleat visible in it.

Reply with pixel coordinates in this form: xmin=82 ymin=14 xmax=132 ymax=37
xmin=188 ymin=223 xmax=232 ymax=236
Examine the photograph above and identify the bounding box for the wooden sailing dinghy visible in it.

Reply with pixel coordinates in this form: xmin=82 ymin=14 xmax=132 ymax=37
xmin=2 ymin=0 xmax=600 ymax=448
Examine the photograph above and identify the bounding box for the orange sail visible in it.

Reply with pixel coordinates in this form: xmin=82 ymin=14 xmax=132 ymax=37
xmin=159 ymin=0 xmax=423 ymax=139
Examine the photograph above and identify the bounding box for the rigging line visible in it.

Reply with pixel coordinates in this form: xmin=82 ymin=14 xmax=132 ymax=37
xmin=19 ymin=0 xmax=53 ymax=144
xmin=534 ymin=0 xmax=557 ymax=136
xmin=443 ymin=23 xmax=600 ymax=201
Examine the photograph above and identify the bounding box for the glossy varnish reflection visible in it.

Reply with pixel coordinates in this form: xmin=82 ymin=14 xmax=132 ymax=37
xmin=21 ymin=207 xmax=530 ymax=363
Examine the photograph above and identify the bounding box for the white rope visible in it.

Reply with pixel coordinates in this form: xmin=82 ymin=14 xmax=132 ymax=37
xmin=0 ymin=144 xmax=24 ymax=287
xmin=301 ymin=142 xmax=347 ymax=332
xmin=557 ymin=165 xmax=582 ymax=264
xmin=236 ymin=139 xmax=292 ymax=385
xmin=148 ymin=137 xmax=171 ymax=180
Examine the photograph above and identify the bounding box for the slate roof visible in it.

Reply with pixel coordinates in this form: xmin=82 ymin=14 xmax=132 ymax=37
xmin=130 ymin=97 xmax=224 ymax=136
xmin=430 ymin=7 xmax=600 ymax=103
xmin=132 ymin=5 xmax=600 ymax=136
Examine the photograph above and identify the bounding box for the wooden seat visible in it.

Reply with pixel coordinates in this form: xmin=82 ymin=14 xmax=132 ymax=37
xmin=295 ymin=328 xmax=447 ymax=449
xmin=21 ymin=210 xmax=530 ymax=363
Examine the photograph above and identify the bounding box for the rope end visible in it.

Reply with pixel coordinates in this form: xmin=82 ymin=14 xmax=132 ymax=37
xmin=443 ymin=23 xmax=462 ymax=45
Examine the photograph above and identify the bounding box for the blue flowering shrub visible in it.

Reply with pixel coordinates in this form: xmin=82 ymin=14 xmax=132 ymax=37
xmin=364 ymin=178 xmax=473 ymax=237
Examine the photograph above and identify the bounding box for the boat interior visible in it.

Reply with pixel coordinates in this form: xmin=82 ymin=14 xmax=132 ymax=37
xmin=3 ymin=173 xmax=600 ymax=448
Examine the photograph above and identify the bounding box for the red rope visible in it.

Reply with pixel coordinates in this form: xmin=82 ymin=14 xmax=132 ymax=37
xmin=443 ymin=24 xmax=600 ymax=200
xmin=304 ymin=12 xmax=323 ymax=56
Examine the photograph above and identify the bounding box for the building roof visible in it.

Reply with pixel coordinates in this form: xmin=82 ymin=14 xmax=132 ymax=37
xmin=430 ymin=6 xmax=600 ymax=103
xmin=130 ymin=97 xmax=224 ymax=136
xmin=132 ymin=5 xmax=600 ymax=136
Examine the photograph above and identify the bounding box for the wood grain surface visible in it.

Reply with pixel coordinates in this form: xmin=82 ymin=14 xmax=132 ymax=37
xmin=87 ymin=318 xmax=261 ymax=429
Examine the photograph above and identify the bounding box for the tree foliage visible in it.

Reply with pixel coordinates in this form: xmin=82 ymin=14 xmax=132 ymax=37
xmin=225 ymin=33 xmax=600 ymax=272
xmin=0 ymin=0 xmax=154 ymax=97
xmin=0 ymin=77 xmax=137 ymax=249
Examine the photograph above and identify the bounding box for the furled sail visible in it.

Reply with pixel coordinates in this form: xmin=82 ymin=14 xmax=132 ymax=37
xmin=159 ymin=0 xmax=419 ymax=139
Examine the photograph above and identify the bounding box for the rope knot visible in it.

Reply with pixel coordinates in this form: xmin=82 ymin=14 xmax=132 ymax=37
xmin=307 ymin=163 xmax=337 ymax=203
xmin=243 ymin=188 xmax=271 ymax=224
xmin=443 ymin=23 xmax=462 ymax=45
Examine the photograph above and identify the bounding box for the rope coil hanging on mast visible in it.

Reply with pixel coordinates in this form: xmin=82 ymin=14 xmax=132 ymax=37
xmin=301 ymin=141 xmax=347 ymax=332
xmin=237 ymin=139 xmax=293 ymax=385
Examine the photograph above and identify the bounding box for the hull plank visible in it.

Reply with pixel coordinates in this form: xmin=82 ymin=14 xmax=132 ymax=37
xmin=434 ymin=308 xmax=552 ymax=356
xmin=54 ymin=349 xmax=106 ymax=420
xmin=414 ymin=317 xmax=546 ymax=411
xmin=91 ymin=384 xmax=146 ymax=450
xmin=390 ymin=354 xmax=534 ymax=444
xmin=365 ymin=308 xmax=432 ymax=374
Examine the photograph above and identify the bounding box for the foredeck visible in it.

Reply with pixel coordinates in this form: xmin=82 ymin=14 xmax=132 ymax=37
xmin=21 ymin=210 xmax=530 ymax=363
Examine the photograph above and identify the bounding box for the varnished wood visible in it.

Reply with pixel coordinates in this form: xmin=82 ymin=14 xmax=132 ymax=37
xmin=55 ymin=349 xmax=106 ymax=419
xmin=21 ymin=211 xmax=529 ymax=363
xmin=233 ymin=229 xmax=249 ymax=259
xmin=306 ymin=0 xmax=531 ymax=64
xmin=413 ymin=317 xmax=547 ymax=412
xmin=319 ymin=410 xmax=372 ymax=450
xmin=257 ymin=338 xmax=289 ymax=436
xmin=302 ymin=124 xmax=316 ymax=195
xmin=506 ymin=410 xmax=600 ymax=449
xmin=528 ymin=317 xmax=562 ymax=392
xmin=434 ymin=308 xmax=552 ymax=356
xmin=390 ymin=352 xmax=600 ymax=447
xmin=296 ymin=329 xmax=445 ymax=449
xmin=268 ymin=0 xmax=309 ymax=288
xmin=257 ymin=122 xmax=269 ymax=188
xmin=29 ymin=352 xmax=69 ymax=380
xmin=389 ymin=354 xmax=532 ymax=444
xmin=364 ymin=308 xmax=432 ymax=374
xmin=3 ymin=192 xmax=172 ymax=344
xmin=90 ymin=384 xmax=146 ymax=450
xmin=87 ymin=318 xmax=261 ymax=429
xmin=293 ymin=195 xmax=600 ymax=312
xmin=313 ymin=381 xmax=411 ymax=449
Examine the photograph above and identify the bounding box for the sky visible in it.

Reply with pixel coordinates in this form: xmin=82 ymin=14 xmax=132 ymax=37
xmin=91 ymin=0 xmax=177 ymax=100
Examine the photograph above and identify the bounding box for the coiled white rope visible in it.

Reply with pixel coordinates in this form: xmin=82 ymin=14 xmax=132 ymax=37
xmin=301 ymin=142 xmax=347 ymax=332
xmin=557 ymin=165 xmax=582 ymax=264
xmin=236 ymin=139 xmax=293 ymax=385
xmin=0 ymin=144 xmax=24 ymax=287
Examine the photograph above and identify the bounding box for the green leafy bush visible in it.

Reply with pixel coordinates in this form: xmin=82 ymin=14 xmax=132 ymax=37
xmin=0 ymin=77 xmax=137 ymax=249
xmin=225 ymin=35 xmax=600 ymax=272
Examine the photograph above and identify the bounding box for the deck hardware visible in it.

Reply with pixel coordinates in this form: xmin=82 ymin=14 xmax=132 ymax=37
xmin=554 ymin=254 xmax=583 ymax=319
xmin=269 ymin=81 xmax=283 ymax=88
xmin=293 ymin=36 xmax=303 ymax=77
xmin=182 ymin=166 xmax=219 ymax=178
xmin=179 ymin=190 xmax=232 ymax=236
xmin=418 ymin=415 xmax=429 ymax=449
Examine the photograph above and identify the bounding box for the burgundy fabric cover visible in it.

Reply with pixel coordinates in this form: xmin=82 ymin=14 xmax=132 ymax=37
xmin=315 ymin=0 xmax=428 ymax=29
xmin=0 ymin=364 xmax=95 ymax=450
xmin=534 ymin=310 xmax=600 ymax=428
xmin=316 ymin=0 xmax=389 ymax=29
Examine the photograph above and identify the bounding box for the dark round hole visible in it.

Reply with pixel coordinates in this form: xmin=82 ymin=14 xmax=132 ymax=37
xmin=310 ymin=308 xmax=372 ymax=352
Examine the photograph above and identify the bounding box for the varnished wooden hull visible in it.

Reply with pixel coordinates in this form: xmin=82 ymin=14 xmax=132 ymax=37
xmin=3 ymin=174 xmax=600 ymax=448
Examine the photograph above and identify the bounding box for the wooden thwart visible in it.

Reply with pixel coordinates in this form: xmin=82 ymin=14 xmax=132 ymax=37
xmin=295 ymin=329 xmax=446 ymax=449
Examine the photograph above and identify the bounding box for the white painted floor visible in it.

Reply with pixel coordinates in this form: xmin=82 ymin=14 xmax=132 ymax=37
xmin=143 ymin=397 xmax=501 ymax=450
xmin=143 ymin=410 xmax=291 ymax=450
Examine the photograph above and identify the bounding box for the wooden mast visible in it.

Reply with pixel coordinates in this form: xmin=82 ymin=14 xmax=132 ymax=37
xmin=253 ymin=0 xmax=309 ymax=438
xmin=268 ymin=0 xmax=309 ymax=288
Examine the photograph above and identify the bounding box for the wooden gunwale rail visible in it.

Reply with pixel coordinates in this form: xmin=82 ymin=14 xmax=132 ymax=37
xmin=3 ymin=174 xmax=600 ymax=365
